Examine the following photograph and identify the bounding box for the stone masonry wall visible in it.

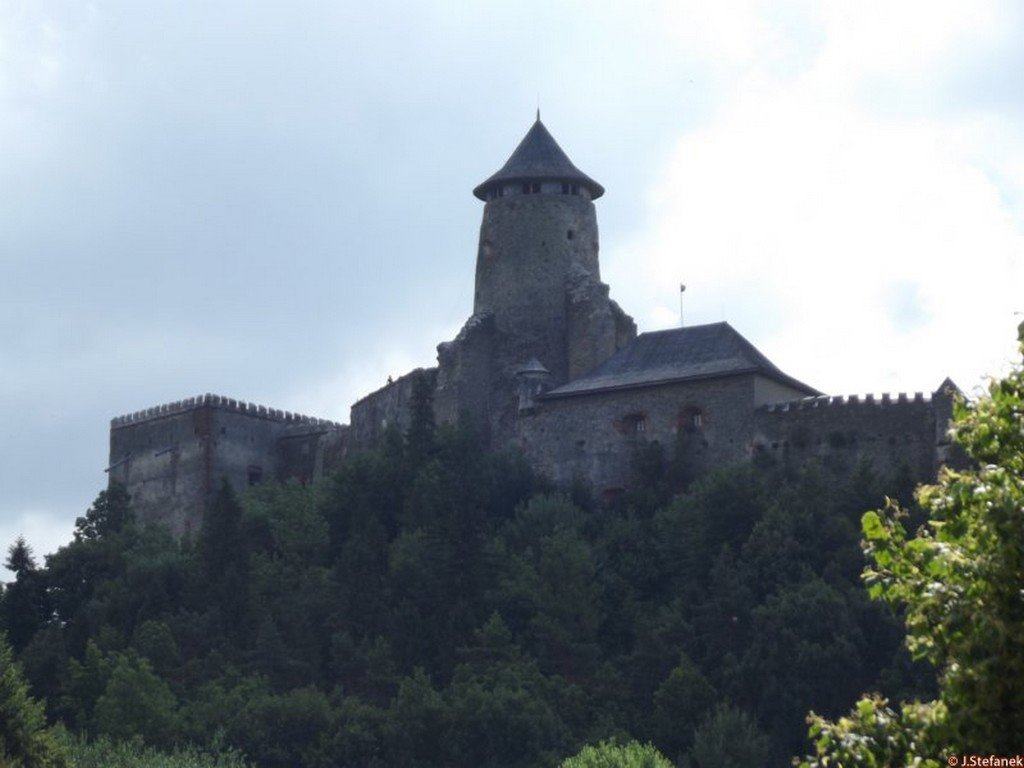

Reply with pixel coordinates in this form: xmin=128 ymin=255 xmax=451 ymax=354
xmin=109 ymin=395 xmax=344 ymax=534
xmin=753 ymin=390 xmax=954 ymax=481
xmin=349 ymin=368 xmax=437 ymax=449
xmin=473 ymin=194 xmax=601 ymax=384
xmin=519 ymin=375 xmax=761 ymax=492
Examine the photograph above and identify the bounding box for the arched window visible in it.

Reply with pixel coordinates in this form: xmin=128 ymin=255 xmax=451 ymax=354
xmin=617 ymin=412 xmax=647 ymax=435
xmin=678 ymin=405 xmax=704 ymax=432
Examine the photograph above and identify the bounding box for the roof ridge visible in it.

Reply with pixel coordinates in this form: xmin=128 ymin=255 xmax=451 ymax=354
xmin=638 ymin=321 xmax=729 ymax=337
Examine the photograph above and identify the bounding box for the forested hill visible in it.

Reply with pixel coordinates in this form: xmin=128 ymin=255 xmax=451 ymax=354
xmin=1 ymin=412 xmax=930 ymax=767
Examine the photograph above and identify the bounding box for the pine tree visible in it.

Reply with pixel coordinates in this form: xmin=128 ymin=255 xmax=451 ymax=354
xmin=0 ymin=633 xmax=67 ymax=768
xmin=4 ymin=538 xmax=36 ymax=577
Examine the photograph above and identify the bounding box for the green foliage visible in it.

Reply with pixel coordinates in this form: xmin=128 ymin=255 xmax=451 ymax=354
xmin=800 ymin=326 xmax=1024 ymax=764
xmin=63 ymin=732 xmax=250 ymax=768
xmin=686 ymin=704 xmax=770 ymax=768
xmin=0 ymin=633 xmax=68 ymax=767
xmin=560 ymin=740 xmax=673 ymax=768
xmin=92 ymin=654 xmax=180 ymax=747
xmin=1 ymin=405 xmax=926 ymax=766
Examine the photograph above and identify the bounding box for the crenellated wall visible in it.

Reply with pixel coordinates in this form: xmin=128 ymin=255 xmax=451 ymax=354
xmin=517 ymin=377 xmax=959 ymax=496
xmin=109 ymin=394 xmax=346 ymax=534
xmin=752 ymin=387 xmax=958 ymax=479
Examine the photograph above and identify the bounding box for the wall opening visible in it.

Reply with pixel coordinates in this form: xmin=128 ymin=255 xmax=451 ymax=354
xmin=247 ymin=465 xmax=263 ymax=486
xmin=678 ymin=405 xmax=704 ymax=433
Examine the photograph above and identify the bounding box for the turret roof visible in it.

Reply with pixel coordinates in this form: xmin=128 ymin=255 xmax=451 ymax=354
xmin=473 ymin=115 xmax=604 ymax=200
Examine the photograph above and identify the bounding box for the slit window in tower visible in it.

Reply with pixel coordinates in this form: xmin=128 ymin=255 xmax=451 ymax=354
xmin=567 ymin=230 xmax=574 ymax=240
xmin=571 ymin=183 xmax=579 ymax=195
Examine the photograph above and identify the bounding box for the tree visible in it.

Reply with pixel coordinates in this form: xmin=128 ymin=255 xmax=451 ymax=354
xmin=0 ymin=632 xmax=67 ymax=768
xmin=5 ymin=538 xmax=37 ymax=576
xmin=560 ymin=740 xmax=673 ymax=768
xmin=649 ymin=654 xmax=716 ymax=760
xmin=73 ymin=484 xmax=133 ymax=542
xmin=799 ymin=324 xmax=1024 ymax=764
xmin=92 ymin=654 xmax=179 ymax=747
xmin=2 ymin=540 xmax=48 ymax=652
xmin=686 ymin=704 xmax=770 ymax=768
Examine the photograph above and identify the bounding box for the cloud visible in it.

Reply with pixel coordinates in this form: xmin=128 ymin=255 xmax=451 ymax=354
xmin=610 ymin=0 xmax=1024 ymax=398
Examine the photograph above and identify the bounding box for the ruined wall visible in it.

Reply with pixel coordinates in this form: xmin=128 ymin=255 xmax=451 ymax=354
xmin=349 ymin=368 xmax=437 ymax=449
xmin=435 ymin=314 xmax=500 ymax=439
xmin=566 ymin=276 xmax=636 ymax=381
xmin=109 ymin=395 xmax=345 ymax=535
xmin=519 ymin=374 xmax=759 ymax=492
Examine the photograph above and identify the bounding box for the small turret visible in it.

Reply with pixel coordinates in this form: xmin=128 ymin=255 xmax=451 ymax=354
xmin=514 ymin=358 xmax=551 ymax=413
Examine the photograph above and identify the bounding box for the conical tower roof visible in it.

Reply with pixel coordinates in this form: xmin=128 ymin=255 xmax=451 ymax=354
xmin=473 ymin=115 xmax=604 ymax=200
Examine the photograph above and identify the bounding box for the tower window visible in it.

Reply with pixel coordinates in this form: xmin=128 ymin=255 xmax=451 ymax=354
xmin=571 ymin=183 xmax=579 ymax=195
xmin=561 ymin=182 xmax=570 ymax=194
xmin=522 ymin=183 xmax=529 ymax=194
xmin=247 ymin=465 xmax=263 ymax=486
xmin=567 ymin=230 xmax=574 ymax=240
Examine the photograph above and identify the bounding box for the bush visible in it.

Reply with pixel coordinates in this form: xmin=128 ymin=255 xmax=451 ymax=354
xmin=560 ymin=740 xmax=673 ymax=768
xmin=64 ymin=733 xmax=250 ymax=768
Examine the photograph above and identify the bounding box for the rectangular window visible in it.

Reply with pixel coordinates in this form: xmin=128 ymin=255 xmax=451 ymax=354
xmin=247 ymin=465 xmax=263 ymax=486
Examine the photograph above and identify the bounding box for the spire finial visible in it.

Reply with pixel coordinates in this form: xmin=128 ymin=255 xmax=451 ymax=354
xmin=536 ymin=106 xmax=540 ymax=122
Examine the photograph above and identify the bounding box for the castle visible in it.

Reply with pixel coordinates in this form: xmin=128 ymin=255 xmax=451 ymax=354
xmin=108 ymin=116 xmax=960 ymax=533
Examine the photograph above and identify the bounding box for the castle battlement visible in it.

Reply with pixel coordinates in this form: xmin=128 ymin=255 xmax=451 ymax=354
xmin=110 ymin=393 xmax=343 ymax=430
xmin=762 ymin=391 xmax=933 ymax=413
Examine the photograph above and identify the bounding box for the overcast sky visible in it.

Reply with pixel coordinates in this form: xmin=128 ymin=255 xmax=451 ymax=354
xmin=2 ymin=0 xmax=1022 ymax=566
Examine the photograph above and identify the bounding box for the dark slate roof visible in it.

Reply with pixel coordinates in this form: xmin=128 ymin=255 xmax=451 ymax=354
xmin=473 ymin=116 xmax=604 ymax=200
xmin=545 ymin=322 xmax=820 ymax=398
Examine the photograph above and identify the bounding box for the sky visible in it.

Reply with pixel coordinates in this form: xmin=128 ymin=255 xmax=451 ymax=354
xmin=2 ymin=0 xmax=1022 ymax=568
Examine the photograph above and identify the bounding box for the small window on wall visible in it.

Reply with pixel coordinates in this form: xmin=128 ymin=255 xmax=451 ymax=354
xmin=247 ymin=465 xmax=263 ymax=486
xmin=618 ymin=412 xmax=647 ymax=435
xmin=679 ymin=405 xmax=704 ymax=432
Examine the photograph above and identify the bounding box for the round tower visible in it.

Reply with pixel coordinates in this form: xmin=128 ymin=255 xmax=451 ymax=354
xmin=472 ymin=114 xmax=604 ymax=383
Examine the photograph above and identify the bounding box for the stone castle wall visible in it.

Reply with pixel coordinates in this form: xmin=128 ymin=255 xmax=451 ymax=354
xmin=349 ymin=368 xmax=437 ymax=449
xmin=519 ymin=374 xmax=765 ymax=492
xmin=109 ymin=395 xmax=345 ymax=534
xmin=518 ymin=377 xmax=957 ymax=494
xmin=753 ymin=389 xmax=956 ymax=479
